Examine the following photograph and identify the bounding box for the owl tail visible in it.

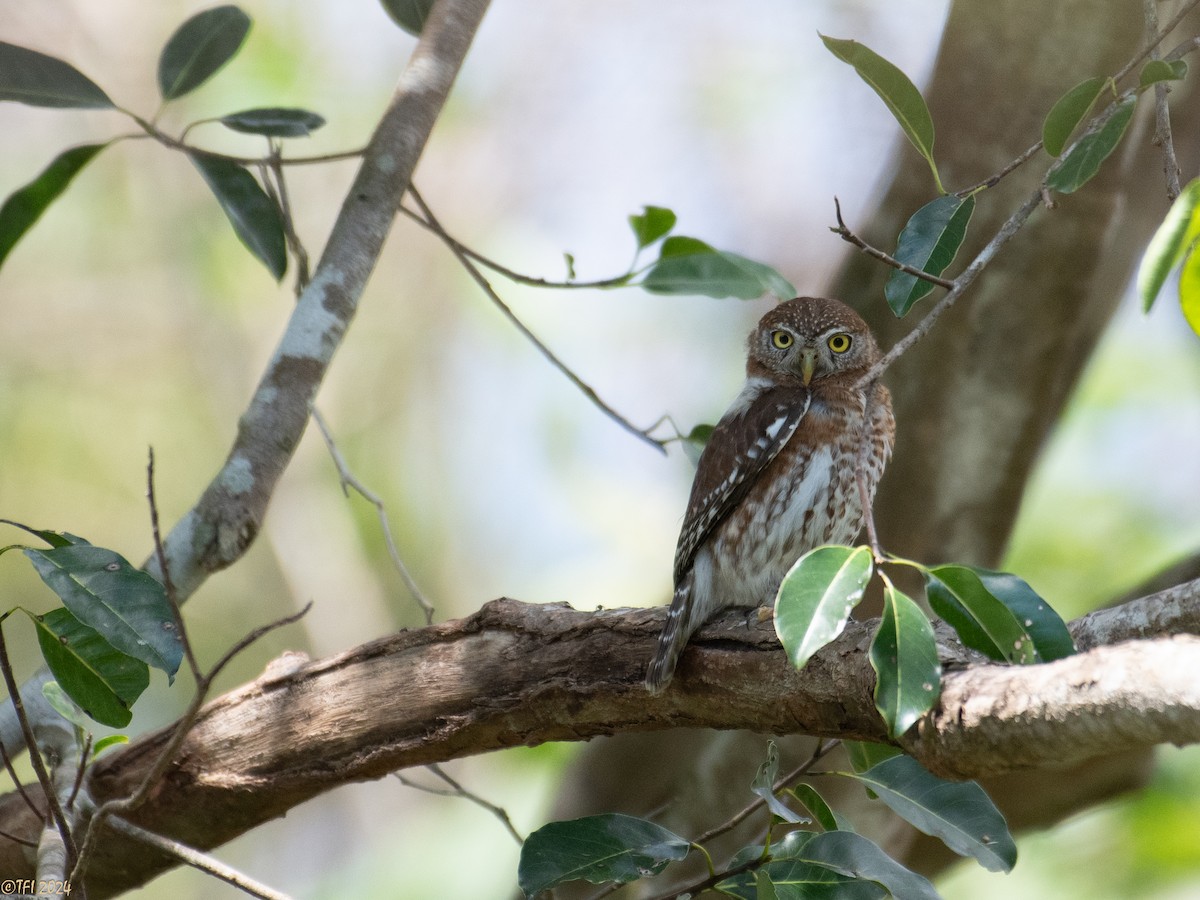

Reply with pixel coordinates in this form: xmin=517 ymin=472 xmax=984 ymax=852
xmin=645 ymin=576 xmax=705 ymax=693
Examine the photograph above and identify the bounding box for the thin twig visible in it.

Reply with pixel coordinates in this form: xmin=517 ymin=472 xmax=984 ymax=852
xmin=830 ymin=198 xmax=955 ymax=290
xmin=397 ymin=203 xmax=636 ymax=290
xmin=312 ymin=408 xmax=437 ymax=625
xmin=108 ymin=816 xmax=294 ymax=900
xmin=148 ymin=449 xmax=200 ymax=680
xmin=1144 ymin=0 xmax=1184 ymax=199
xmin=855 ymin=187 xmax=1045 ymax=388
xmin=131 ymin=112 xmax=365 ymax=167
xmin=408 ymin=186 xmax=668 ymax=455
xmin=395 ymin=763 xmax=523 ymax=844
xmin=66 ymin=733 xmax=91 ymax=812
xmin=265 ymin=148 xmax=312 ymax=294
xmin=955 ymin=140 xmax=1046 ymax=196
xmin=0 ymin=623 xmax=78 ymax=864
xmin=0 ymin=735 xmax=43 ymax=820
xmin=854 ymin=389 xmax=885 ymax=563
xmin=0 ymin=826 xmax=37 ymax=848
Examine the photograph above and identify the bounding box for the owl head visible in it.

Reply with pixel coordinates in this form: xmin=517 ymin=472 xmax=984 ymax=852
xmin=747 ymin=296 xmax=881 ymax=385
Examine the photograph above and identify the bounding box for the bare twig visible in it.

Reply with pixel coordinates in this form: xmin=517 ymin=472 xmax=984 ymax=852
xmin=108 ymin=816 xmax=294 ymax=900
xmin=148 ymin=449 xmax=199 ymax=681
xmin=0 ymin=624 xmax=78 ymax=865
xmin=0 ymin=736 xmax=43 ymax=820
xmin=264 ymin=149 xmax=312 ymax=294
xmin=408 ymin=186 xmax=668 ymax=454
xmin=1144 ymin=0 xmax=1184 ymax=199
xmin=830 ymin=198 xmax=955 ymax=290
xmin=398 ymin=202 xmax=636 ymax=290
xmin=395 ymin=762 xmax=523 ymax=843
xmin=312 ymin=408 xmax=436 ymax=625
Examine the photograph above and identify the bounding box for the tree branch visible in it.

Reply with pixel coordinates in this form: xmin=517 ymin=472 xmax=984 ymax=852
xmin=1 ymin=580 xmax=1197 ymax=893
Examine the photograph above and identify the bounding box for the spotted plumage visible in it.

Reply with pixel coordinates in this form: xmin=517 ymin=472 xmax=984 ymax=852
xmin=645 ymin=296 xmax=895 ymax=692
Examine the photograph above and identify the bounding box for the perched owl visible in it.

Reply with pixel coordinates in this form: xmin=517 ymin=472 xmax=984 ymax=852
xmin=645 ymin=296 xmax=895 ymax=692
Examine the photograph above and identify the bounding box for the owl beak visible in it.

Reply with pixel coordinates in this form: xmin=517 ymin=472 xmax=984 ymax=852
xmin=799 ymin=349 xmax=817 ymax=386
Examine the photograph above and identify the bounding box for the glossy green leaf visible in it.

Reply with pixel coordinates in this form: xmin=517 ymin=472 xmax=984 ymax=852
xmin=378 ymin=0 xmax=437 ymax=36
xmin=158 ymin=5 xmax=251 ymax=100
xmin=23 ymin=542 xmax=182 ymax=679
xmin=718 ymin=859 xmax=886 ymax=900
xmin=189 ymin=152 xmax=287 ymax=280
xmin=32 ymin=608 xmax=149 ymax=728
xmin=775 ymin=545 xmax=873 ymax=670
xmin=1042 ymin=76 xmax=1105 ymax=157
xmin=1139 ymin=59 xmax=1188 ymax=87
xmin=802 ymin=831 xmax=941 ymax=900
xmin=1045 ymin=96 xmax=1136 ymax=194
xmin=820 ymin=35 xmax=940 ymax=191
xmin=0 ymin=42 xmax=113 ymax=109
xmin=845 ymin=755 xmax=1016 ymax=872
xmin=925 ymin=564 xmax=1034 ymax=663
xmin=1179 ymin=233 xmax=1200 ymax=338
xmin=791 ymin=784 xmax=853 ymax=833
xmin=1137 ymin=178 xmax=1200 ymax=312
xmin=970 ymin=567 xmax=1074 ymax=661
xmin=870 ymin=582 xmax=940 ymax=739
xmin=884 ymin=194 xmax=974 ymax=316
xmin=42 ymin=680 xmax=90 ymax=729
xmin=752 ymin=742 xmax=809 ymax=823
xmin=642 ymin=236 xmax=794 ymax=299
xmin=0 ymin=143 xmax=107 ymax=272
xmin=629 ymin=205 xmax=677 ymax=250
xmin=93 ymin=734 xmax=130 ymax=757
xmin=926 ymin=564 xmax=1072 ymax=663
xmin=220 ymin=107 xmax=326 ymax=137
xmin=844 ymin=741 xmax=902 ymax=774
xmin=755 ymin=870 xmax=781 ymax=900
xmin=517 ymin=813 xmax=689 ymax=896
xmin=681 ymin=423 xmax=714 ymax=466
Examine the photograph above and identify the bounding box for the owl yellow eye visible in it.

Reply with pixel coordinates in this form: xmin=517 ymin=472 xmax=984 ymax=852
xmin=827 ymin=333 xmax=852 ymax=353
xmin=771 ymin=330 xmax=794 ymax=349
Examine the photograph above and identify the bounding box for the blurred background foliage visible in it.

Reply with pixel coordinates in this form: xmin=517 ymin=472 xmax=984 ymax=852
xmin=1 ymin=0 xmax=1198 ymax=897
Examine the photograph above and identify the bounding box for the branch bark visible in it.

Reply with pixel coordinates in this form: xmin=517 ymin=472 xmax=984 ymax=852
xmin=0 ymin=583 xmax=1196 ymax=894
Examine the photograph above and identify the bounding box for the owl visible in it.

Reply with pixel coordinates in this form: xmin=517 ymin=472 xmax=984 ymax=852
xmin=645 ymin=296 xmax=895 ymax=692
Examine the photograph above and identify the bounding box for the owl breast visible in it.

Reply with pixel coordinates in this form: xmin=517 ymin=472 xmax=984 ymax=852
xmin=707 ymin=396 xmax=869 ymax=606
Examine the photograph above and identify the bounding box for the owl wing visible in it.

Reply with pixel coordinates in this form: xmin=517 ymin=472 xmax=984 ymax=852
xmin=672 ymin=386 xmax=812 ymax=584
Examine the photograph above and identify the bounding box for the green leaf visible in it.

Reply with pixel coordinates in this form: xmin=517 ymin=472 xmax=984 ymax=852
xmin=755 ymin=870 xmax=781 ymax=900
xmin=884 ymin=194 xmax=974 ymax=316
xmin=641 ymin=236 xmax=795 ymax=299
xmin=32 ymin=608 xmax=149 ymax=728
xmin=629 ymin=205 xmax=677 ymax=250
xmin=752 ymin=742 xmax=809 ymax=824
xmin=1041 ymin=76 xmax=1105 ymax=157
xmin=1045 ymin=96 xmax=1136 ymax=194
xmin=790 ymin=784 xmax=853 ymax=833
xmin=820 ymin=35 xmax=940 ymax=191
xmin=843 ymin=741 xmax=902 ymax=774
xmin=926 ymin=564 xmax=1072 ymax=663
xmin=925 ymin=565 xmax=1035 ymax=663
xmin=0 ymin=42 xmax=114 ymax=109
xmin=23 ymin=552 xmax=180 ymax=678
xmin=775 ymin=545 xmax=874 ymax=670
xmin=870 ymin=582 xmax=940 ymax=739
xmin=845 ymin=755 xmax=1016 ymax=872
xmin=970 ymin=567 xmax=1074 ymax=662
xmin=220 ymin=107 xmax=327 ymax=137
xmin=1137 ymin=178 xmax=1200 ymax=312
xmin=158 ymin=5 xmax=251 ymax=101
xmin=23 ymin=543 xmax=182 ymax=679
xmin=681 ymin=423 xmax=714 ymax=466
xmin=42 ymin=680 xmax=90 ymax=729
xmin=93 ymin=734 xmax=130 ymax=757
xmin=0 ymin=143 xmax=107 ymax=272
xmin=1139 ymin=59 xmax=1188 ymax=87
xmin=189 ymin=151 xmax=287 ymax=280
xmin=802 ymin=832 xmax=942 ymax=900
xmin=1179 ymin=232 xmax=1200 ymax=338
xmin=378 ymin=0 xmax=437 ymax=36
xmin=718 ymin=859 xmax=886 ymax=900
xmin=517 ymin=813 xmax=689 ymax=896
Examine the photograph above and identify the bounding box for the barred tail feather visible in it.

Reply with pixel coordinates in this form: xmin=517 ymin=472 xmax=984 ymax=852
xmin=645 ymin=576 xmax=708 ymax=693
